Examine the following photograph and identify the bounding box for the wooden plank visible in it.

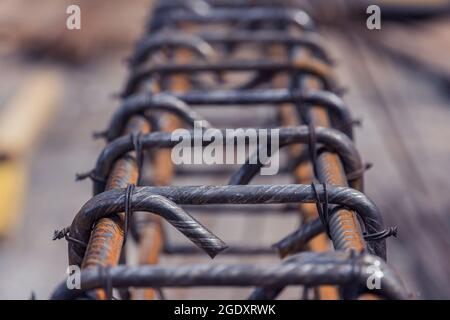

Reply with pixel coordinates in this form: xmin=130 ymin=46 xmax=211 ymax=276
xmin=0 ymin=70 xmax=62 ymax=157
xmin=0 ymin=160 xmax=27 ymax=235
xmin=0 ymin=70 xmax=61 ymax=235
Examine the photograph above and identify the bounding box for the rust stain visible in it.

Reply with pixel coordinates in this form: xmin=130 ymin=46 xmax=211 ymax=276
xmin=82 ymin=116 xmax=150 ymax=299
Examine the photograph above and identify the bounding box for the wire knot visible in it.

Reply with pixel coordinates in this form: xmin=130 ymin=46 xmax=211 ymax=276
xmin=92 ymin=130 xmax=108 ymax=140
xmin=131 ymin=133 xmax=144 ymax=174
xmin=311 ymin=183 xmax=330 ymax=237
xmin=364 ymin=226 xmax=398 ymax=241
xmin=307 ymin=123 xmax=320 ymax=180
xmin=75 ymin=170 xmax=106 ymax=184
xmin=123 ymin=184 xmax=136 ymax=245
xmin=346 ymin=162 xmax=373 ymax=181
xmin=53 ymin=226 xmax=88 ymax=248
xmin=53 ymin=227 xmax=70 ymax=241
xmin=100 ymin=266 xmax=114 ymax=300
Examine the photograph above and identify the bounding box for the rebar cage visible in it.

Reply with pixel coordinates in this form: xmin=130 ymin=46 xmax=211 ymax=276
xmin=51 ymin=0 xmax=407 ymax=300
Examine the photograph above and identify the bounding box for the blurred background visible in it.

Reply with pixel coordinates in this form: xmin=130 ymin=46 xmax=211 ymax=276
xmin=0 ymin=0 xmax=449 ymax=299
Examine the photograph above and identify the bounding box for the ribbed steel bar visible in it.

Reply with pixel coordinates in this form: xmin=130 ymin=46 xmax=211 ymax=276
xmin=163 ymin=244 xmax=276 ymax=255
xmin=105 ymin=89 xmax=353 ymax=141
xmin=181 ymin=204 xmax=298 ymax=215
xmin=80 ymin=116 xmax=150 ymax=300
xmin=129 ymin=34 xmax=216 ymax=68
xmin=149 ymin=8 xmax=314 ymax=32
xmin=272 ymin=219 xmax=325 ymax=258
xmin=68 ymin=187 xmax=228 ymax=265
xmin=67 ymin=183 xmax=386 ymax=265
xmin=155 ymin=0 xmax=297 ymax=12
xmin=264 ymin=27 xmax=338 ymax=299
xmin=51 ymin=252 xmax=408 ymax=300
xmin=247 ymin=16 xmax=367 ymax=299
xmin=103 ymin=94 xmax=211 ymax=141
xmin=123 ymin=58 xmax=335 ymax=97
xmin=227 ymin=131 xmax=362 ymax=190
xmin=291 ymin=53 xmax=367 ymax=254
xmin=133 ymin=31 xmax=332 ymax=65
xmin=88 ymin=126 xmax=363 ymax=194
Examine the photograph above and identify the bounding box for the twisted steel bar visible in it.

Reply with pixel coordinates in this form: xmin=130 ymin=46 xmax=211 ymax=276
xmin=154 ymin=0 xmax=211 ymax=16
xmin=107 ymin=89 xmax=353 ymax=140
xmin=123 ymin=58 xmax=335 ymax=97
xmin=228 ymin=142 xmax=363 ymax=191
xmin=130 ymin=33 xmax=216 ymax=68
xmin=272 ymin=219 xmax=325 ymax=258
xmin=104 ymin=94 xmax=211 ymax=141
xmin=149 ymin=8 xmax=315 ymax=32
xmin=67 ymin=191 xmax=227 ymax=266
xmin=181 ymin=204 xmax=298 ymax=215
xmin=68 ymin=183 xmax=386 ymax=264
xmin=156 ymin=0 xmax=295 ymax=11
xmin=136 ymin=31 xmax=331 ymax=64
xmin=89 ymin=126 xmax=363 ymax=194
xmin=51 ymin=252 xmax=407 ymax=300
xmin=163 ymin=244 xmax=276 ymax=255
xmin=171 ymin=89 xmax=353 ymax=138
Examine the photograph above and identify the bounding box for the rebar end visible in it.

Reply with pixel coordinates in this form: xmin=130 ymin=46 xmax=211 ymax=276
xmin=205 ymin=241 xmax=228 ymax=259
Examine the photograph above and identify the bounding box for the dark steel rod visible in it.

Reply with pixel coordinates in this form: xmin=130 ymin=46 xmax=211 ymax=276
xmin=130 ymin=33 xmax=216 ymax=67
xmin=134 ymin=31 xmax=331 ymax=64
xmin=104 ymin=94 xmax=211 ymax=141
xmin=272 ymin=219 xmax=325 ymax=258
xmin=67 ymin=192 xmax=227 ymax=266
xmin=163 ymin=244 xmax=277 ymax=255
xmin=90 ymin=126 xmax=363 ymax=194
xmin=123 ymin=59 xmax=334 ymax=97
xmin=149 ymin=8 xmax=314 ymax=32
xmin=51 ymin=252 xmax=407 ymax=300
xmin=68 ymin=184 xmax=386 ymax=263
xmin=107 ymin=89 xmax=353 ymax=141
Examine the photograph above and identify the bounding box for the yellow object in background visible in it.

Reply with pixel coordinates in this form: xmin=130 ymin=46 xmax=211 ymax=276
xmin=0 ymin=160 xmax=27 ymax=235
xmin=0 ymin=70 xmax=62 ymax=236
